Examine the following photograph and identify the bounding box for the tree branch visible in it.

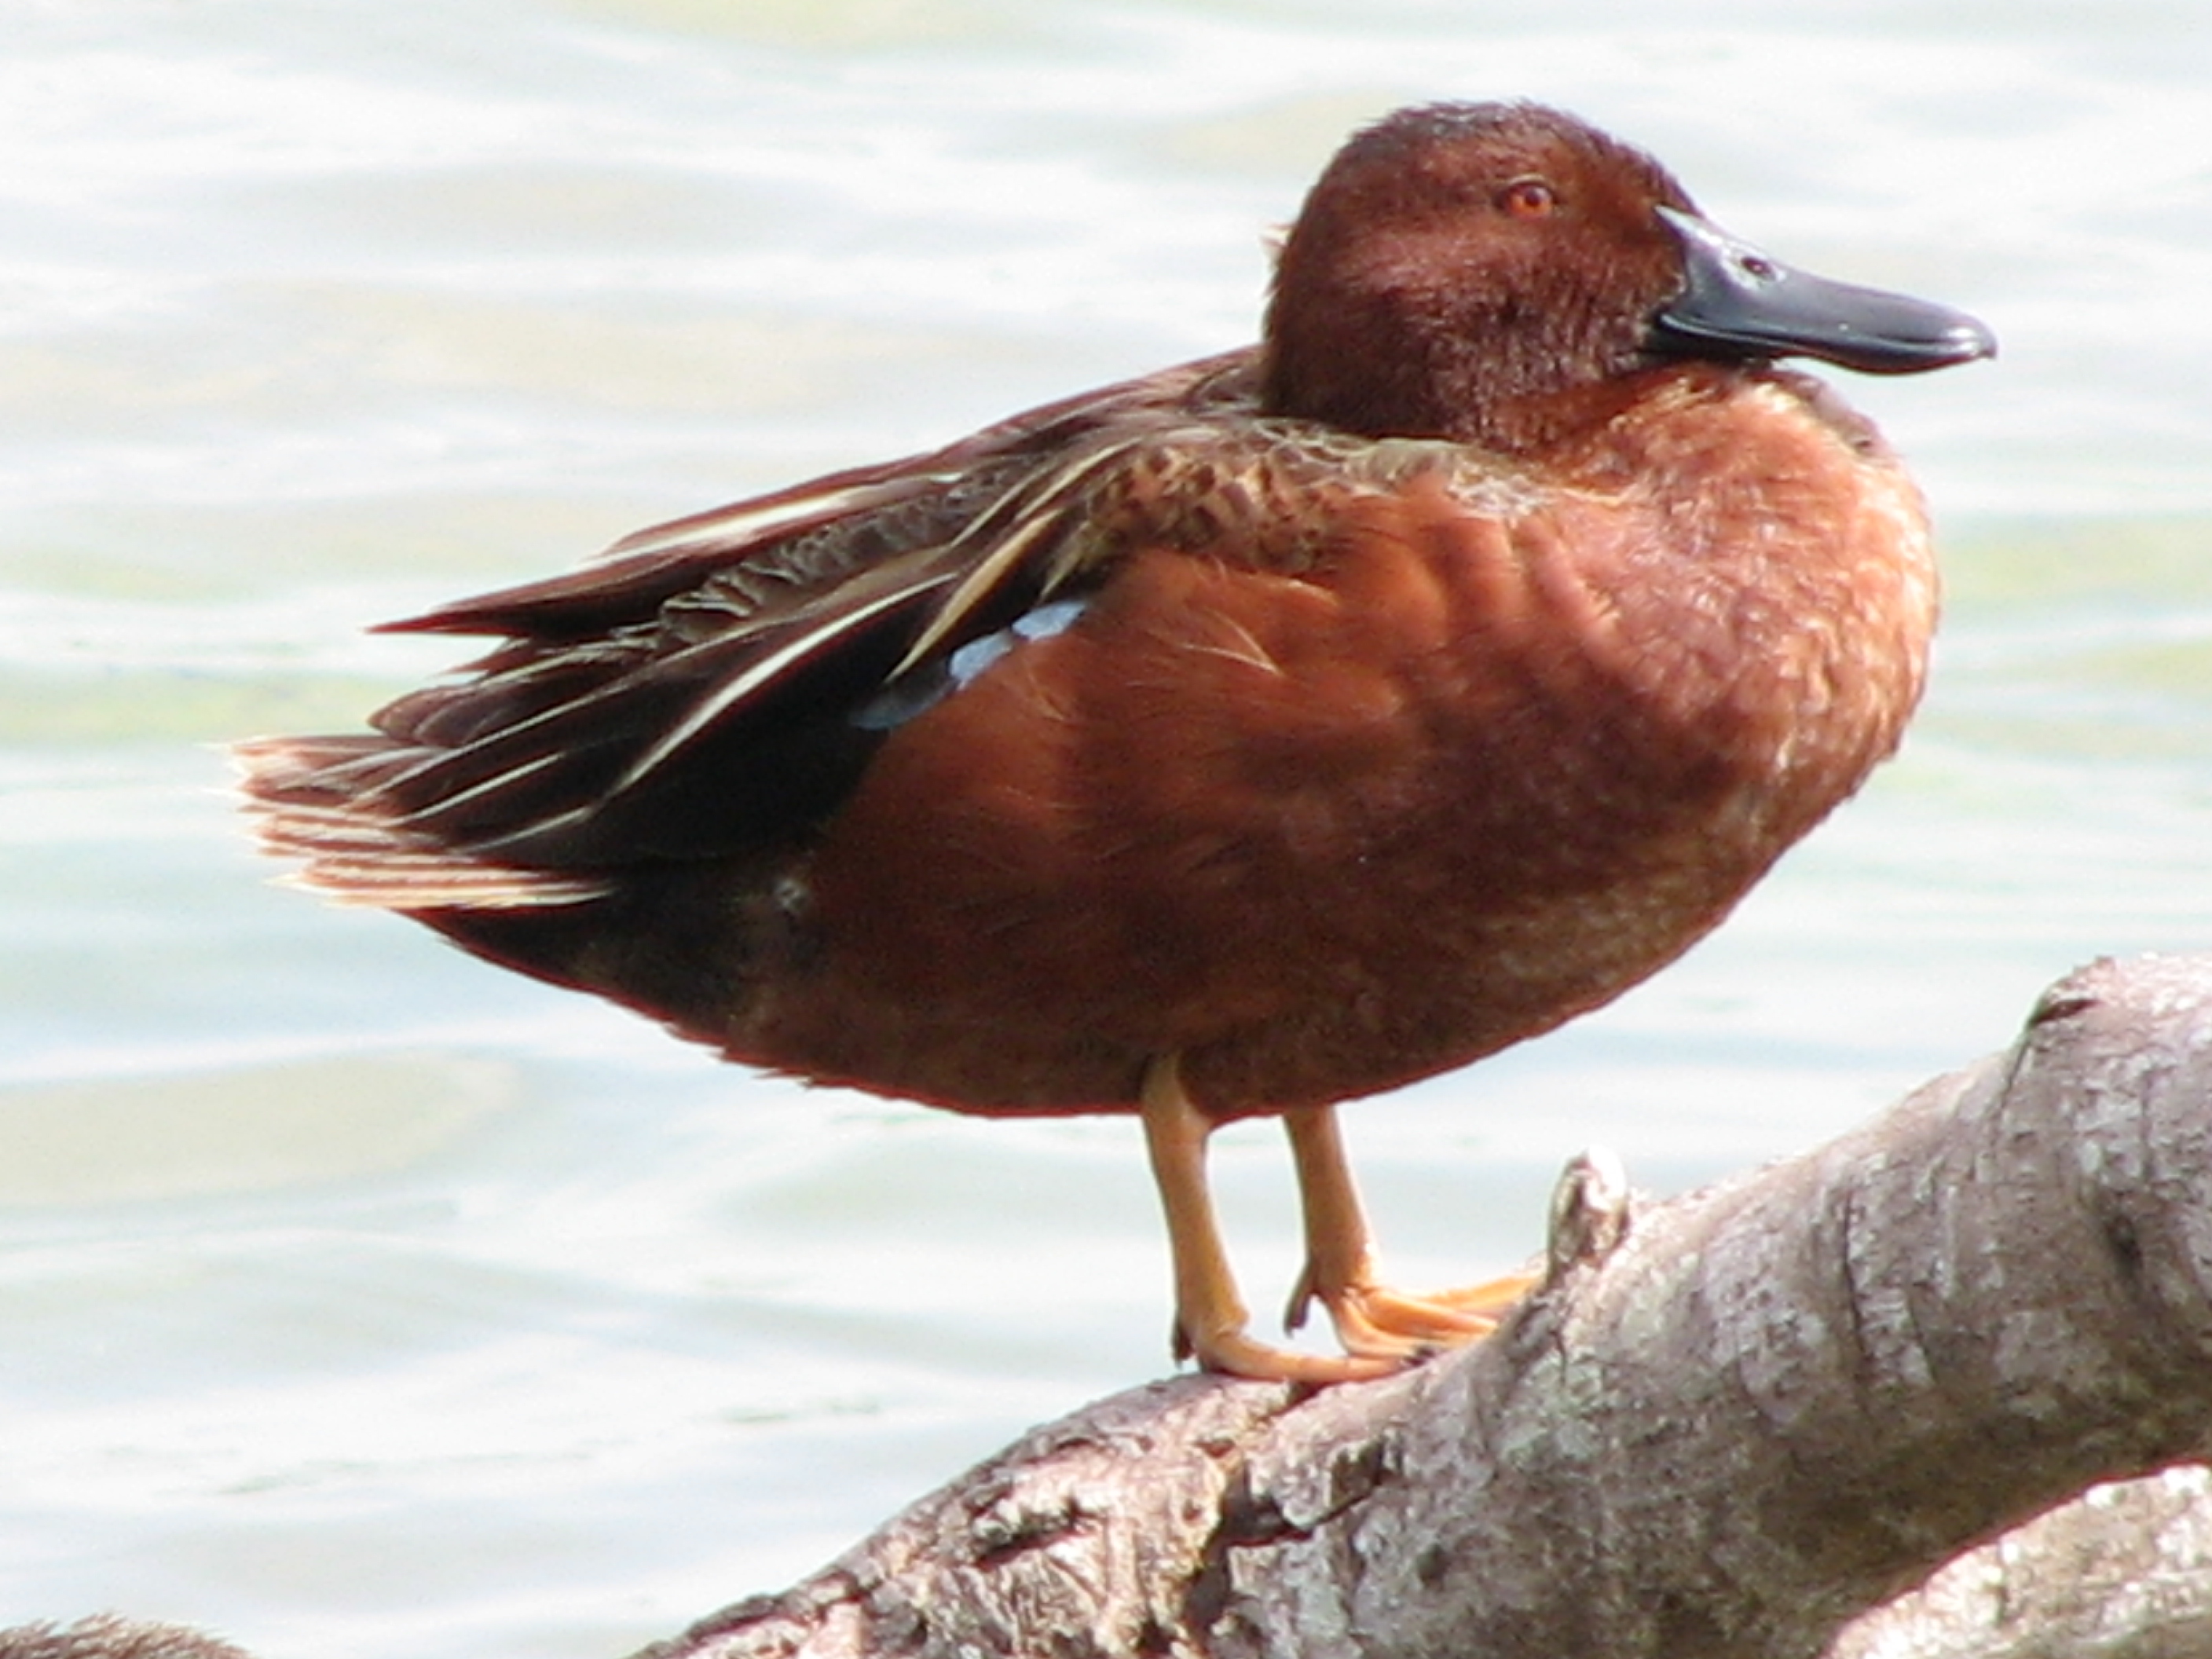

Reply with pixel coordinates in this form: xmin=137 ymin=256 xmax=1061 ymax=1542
xmin=642 ymin=954 xmax=2212 ymax=1659
xmin=16 ymin=958 xmax=2212 ymax=1659
xmin=1829 ymin=1464 xmax=2212 ymax=1658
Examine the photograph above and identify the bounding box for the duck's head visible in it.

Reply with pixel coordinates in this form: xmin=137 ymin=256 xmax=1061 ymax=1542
xmin=1262 ymin=101 xmax=1994 ymax=451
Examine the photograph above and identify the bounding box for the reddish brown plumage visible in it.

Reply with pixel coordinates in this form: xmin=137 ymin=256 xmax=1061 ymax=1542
xmin=236 ymin=101 xmax=1990 ymax=1377
xmin=236 ymin=102 xmax=1987 ymax=1122
xmin=721 ymin=361 xmax=1938 ymax=1117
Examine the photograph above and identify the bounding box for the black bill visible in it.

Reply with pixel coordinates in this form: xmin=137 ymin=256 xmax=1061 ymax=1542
xmin=1651 ymin=204 xmax=1996 ymax=375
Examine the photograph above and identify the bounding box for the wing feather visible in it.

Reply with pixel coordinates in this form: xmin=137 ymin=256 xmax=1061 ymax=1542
xmin=237 ymin=347 xmax=1369 ymax=908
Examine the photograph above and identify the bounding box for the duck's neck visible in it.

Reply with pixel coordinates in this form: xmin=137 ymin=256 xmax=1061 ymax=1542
xmin=1261 ymin=325 xmax=1688 ymax=457
xmin=1259 ymin=280 xmax=1675 ymax=456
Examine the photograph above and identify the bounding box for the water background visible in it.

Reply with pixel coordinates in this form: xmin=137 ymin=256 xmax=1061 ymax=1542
xmin=3 ymin=3 xmax=2209 ymax=1656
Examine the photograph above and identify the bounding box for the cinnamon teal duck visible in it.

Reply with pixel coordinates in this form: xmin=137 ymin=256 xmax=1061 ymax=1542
xmin=239 ymin=101 xmax=1994 ymax=1382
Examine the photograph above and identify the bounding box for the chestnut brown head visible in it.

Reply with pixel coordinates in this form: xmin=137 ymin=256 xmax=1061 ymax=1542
xmin=1262 ymin=101 xmax=1994 ymax=452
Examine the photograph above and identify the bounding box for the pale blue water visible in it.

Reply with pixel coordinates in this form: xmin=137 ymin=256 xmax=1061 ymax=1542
xmin=2 ymin=5 xmax=2209 ymax=1657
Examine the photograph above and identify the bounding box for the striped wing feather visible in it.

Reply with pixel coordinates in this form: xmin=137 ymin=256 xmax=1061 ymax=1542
xmin=238 ymin=350 xmax=1267 ymax=908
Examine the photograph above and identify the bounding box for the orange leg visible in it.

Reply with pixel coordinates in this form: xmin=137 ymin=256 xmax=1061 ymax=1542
xmin=1280 ymin=1102 xmax=1535 ymax=1358
xmin=1139 ymin=1057 xmax=1397 ymax=1383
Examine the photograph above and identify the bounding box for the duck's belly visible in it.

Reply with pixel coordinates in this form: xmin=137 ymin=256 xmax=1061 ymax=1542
xmin=731 ymin=496 xmax=1919 ymax=1119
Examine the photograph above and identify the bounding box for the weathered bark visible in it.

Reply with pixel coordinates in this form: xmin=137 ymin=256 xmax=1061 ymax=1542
xmin=639 ymin=954 xmax=2212 ymax=1659
xmin=1830 ymin=1464 xmax=2212 ymax=1658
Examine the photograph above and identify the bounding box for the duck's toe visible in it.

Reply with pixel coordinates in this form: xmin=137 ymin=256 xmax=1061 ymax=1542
xmin=1175 ymin=1310 xmax=1404 ymax=1384
xmin=1286 ymin=1266 xmax=1537 ymax=1358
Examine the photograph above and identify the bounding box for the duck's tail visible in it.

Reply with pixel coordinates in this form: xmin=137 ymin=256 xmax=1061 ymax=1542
xmin=233 ymin=734 xmax=610 ymax=912
xmin=237 ymin=733 xmax=762 ymax=1047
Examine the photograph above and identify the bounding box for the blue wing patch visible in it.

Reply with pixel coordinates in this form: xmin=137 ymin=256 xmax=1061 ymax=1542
xmin=852 ymin=596 xmax=1092 ymax=731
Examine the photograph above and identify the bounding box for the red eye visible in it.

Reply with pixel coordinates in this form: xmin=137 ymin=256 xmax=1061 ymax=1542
xmin=1500 ymin=178 xmax=1557 ymax=218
